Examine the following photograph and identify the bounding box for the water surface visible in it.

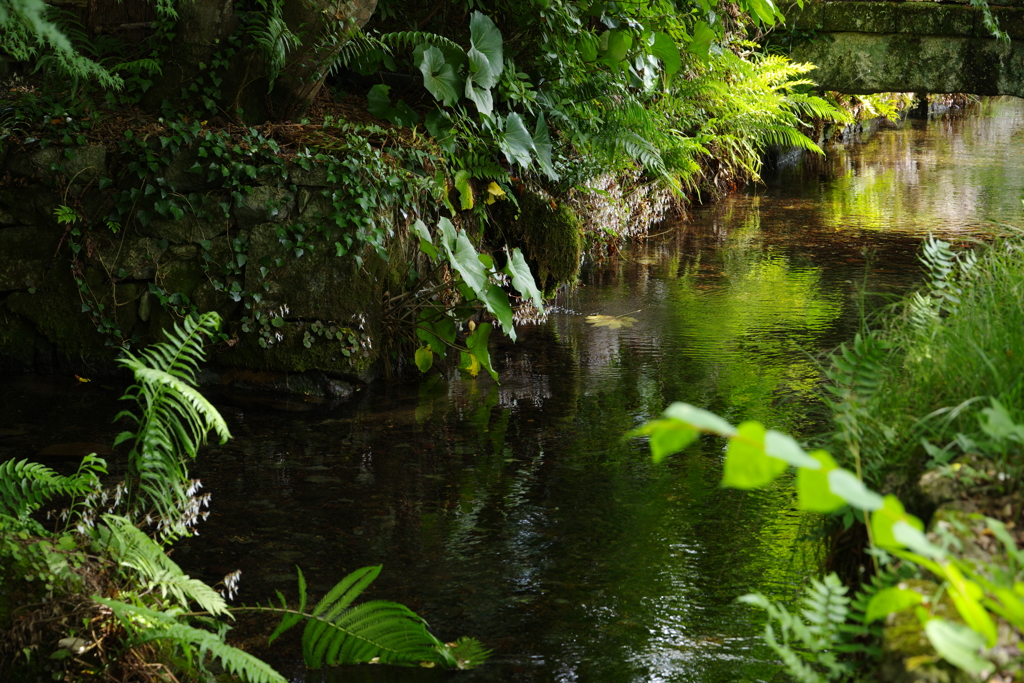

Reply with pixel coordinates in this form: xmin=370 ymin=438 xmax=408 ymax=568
xmin=2 ymin=98 xmax=1023 ymax=683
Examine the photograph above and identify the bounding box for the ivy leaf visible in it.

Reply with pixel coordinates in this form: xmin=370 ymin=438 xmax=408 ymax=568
xmin=468 ymin=11 xmax=503 ymax=88
xmin=503 ymin=248 xmax=544 ymax=311
xmin=499 ymin=113 xmax=534 ymax=167
xmin=417 ymin=47 xmax=461 ymax=106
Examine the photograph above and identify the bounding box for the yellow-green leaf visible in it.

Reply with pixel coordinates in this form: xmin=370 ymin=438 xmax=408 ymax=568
xmin=797 ymin=450 xmax=845 ymax=512
xmin=722 ymin=421 xmax=787 ymax=489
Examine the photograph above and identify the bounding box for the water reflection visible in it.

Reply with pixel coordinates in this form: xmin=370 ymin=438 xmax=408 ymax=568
xmin=2 ymin=99 xmax=1023 ymax=683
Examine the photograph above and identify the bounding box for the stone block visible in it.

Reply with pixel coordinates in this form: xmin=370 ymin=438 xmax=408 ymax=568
xmin=90 ymin=234 xmax=166 ymax=280
xmin=785 ymin=1 xmax=823 ymax=30
xmin=289 ymin=165 xmax=331 ymax=187
xmin=140 ymin=214 xmax=225 ymax=243
xmin=0 ymin=226 xmax=60 ymax=291
xmin=824 ymin=1 xmax=896 ymax=33
xmin=986 ymin=8 xmax=1024 ymax=40
xmin=233 ymin=186 xmax=294 ymax=229
xmin=158 ymin=147 xmax=207 ymax=192
xmin=9 ymin=144 xmax=108 ymax=183
xmin=895 ymin=3 xmax=975 ymax=36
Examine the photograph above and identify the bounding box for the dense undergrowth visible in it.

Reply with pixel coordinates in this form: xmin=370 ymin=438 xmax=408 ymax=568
xmin=636 ymin=226 xmax=1024 ymax=681
xmin=0 ymin=312 xmax=490 ymax=681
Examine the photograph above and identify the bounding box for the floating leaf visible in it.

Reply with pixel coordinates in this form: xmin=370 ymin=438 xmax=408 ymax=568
xmin=585 ymin=313 xmax=639 ymax=329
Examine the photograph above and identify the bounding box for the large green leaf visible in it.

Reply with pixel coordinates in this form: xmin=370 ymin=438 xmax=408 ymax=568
xmin=503 ymin=247 xmax=545 ymax=310
xmin=796 ymin=450 xmax=845 ymax=513
xmin=532 ymin=114 xmax=558 ymax=181
xmin=870 ymin=494 xmax=923 ymax=549
xmin=864 ymin=586 xmax=924 ymax=623
xmin=415 ymin=346 xmax=433 ymax=373
xmin=468 ymin=11 xmax=503 ymax=88
xmin=482 ymin=283 xmax=515 ymax=341
xmin=445 ymin=230 xmax=490 ymax=297
xmin=465 ymin=75 xmax=494 ymax=116
xmin=763 ymin=430 xmax=818 ymax=468
xmin=454 ymin=170 xmax=474 ymax=210
xmin=500 ymin=113 xmax=534 ymax=168
xmin=597 ymin=29 xmax=632 ymax=69
xmin=722 ymin=421 xmax=787 ymax=489
xmin=924 ymin=619 xmax=992 ymax=674
xmin=650 ymin=32 xmax=681 ymax=80
xmin=417 ymin=46 xmax=461 ymax=106
xmin=465 ymin=323 xmax=498 ymax=382
xmin=687 ymin=21 xmax=716 ymax=60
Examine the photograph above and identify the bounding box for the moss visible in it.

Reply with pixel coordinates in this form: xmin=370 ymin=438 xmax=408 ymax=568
xmin=495 ymin=189 xmax=583 ymax=292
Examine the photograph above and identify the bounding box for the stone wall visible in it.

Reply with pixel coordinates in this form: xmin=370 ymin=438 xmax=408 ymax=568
xmin=787 ymin=1 xmax=1024 ymax=96
xmin=0 ymin=139 xmax=408 ymax=384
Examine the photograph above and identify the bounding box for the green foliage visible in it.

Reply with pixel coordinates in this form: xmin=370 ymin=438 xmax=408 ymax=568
xmin=114 ymin=312 xmax=230 ymax=540
xmin=0 ymin=456 xmax=105 ymax=522
xmin=739 ymin=573 xmax=854 ymax=683
xmin=0 ymin=309 xmax=487 ymax=680
xmin=262 ymin=565 xmax=490 ymax=669
xmin=404 ymin=217 xmax=544 ymax=382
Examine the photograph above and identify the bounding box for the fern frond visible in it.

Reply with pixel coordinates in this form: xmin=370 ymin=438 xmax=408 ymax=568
xmin=97 ymin=515 xmax=229 ymax=616
xmin=378 ymin=30 xmax=463 ymax=55
xmin=96 ymin=598 xmax=287 ymax=683
xmin=824 ymin=332 xmax=891 ymax=404
xmin=0 ymin=457 xmax=104 ymax=520
xmin=116 ymin=312 xmax=229 ymax=539
xmin=262 ymin=565 xmax=490 ymax=670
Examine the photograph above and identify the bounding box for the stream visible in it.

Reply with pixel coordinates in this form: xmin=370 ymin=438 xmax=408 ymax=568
xmin=2 ymin=98 xmax=1023 ymax=682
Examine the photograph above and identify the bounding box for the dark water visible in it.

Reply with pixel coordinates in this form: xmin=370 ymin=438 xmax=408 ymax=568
xmin=2 ymin=98 xmax=1023 ymax=683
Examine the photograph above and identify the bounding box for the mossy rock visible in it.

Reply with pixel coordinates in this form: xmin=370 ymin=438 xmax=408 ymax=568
xmin=494 ymin=189 xmax=583 ymax=292
xmin=0 ymin=312 xmax=41 ymax=371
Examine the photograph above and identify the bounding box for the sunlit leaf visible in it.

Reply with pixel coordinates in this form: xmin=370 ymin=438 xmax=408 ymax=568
xmin=503 ymin=248 xmax=544 ymax=311
xmin=629 ymin=419 xmax=699 ymax=464
xmin=662 ymin=402 xmax=737 ymax=437
xmin=723 ymin=421 xmax=787 ymax=489
xmin=454 ymin=170 xmax=474 ymax=210
xmin=585 ymin=314 xmax=638 ymax=329
xmin=870 ymin=495 xmax=923 ymax=549
xmin=924 ymin=619 xmax=992 ymax=674
xmin=687 ymin=21 xmax=715 ymax=60
xmin=865 ymin=586 xmax=924 ymax=623
xmin=764 ymin=430 xmax=818 ymax=469
xmin=796 ymin=450 xmax=845 ymax=513
xmin=414 ymin=346 xmax=433 ymax=373
xmin=827 ymin=468 xmax=883 ymax=511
